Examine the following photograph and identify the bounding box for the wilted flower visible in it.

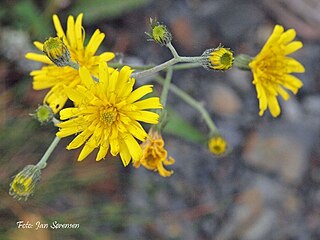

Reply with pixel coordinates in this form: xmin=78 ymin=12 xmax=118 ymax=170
xmin=133 ymin=127 xmax=174 ymax=177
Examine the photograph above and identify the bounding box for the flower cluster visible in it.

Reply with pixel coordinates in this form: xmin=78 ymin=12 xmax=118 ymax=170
xmin=25 ymin=13 xmax=115 ymax=113
xmin=13 ymin=12 xmax=306 ymax=200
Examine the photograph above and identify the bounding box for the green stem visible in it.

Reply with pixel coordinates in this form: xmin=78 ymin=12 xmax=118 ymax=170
xmin=160 ymin=67 xmax=173 ymax=107
xmin=156 ymin=77 xmax=218 ymax=135
xmin=167 ymin=42 xmax=180 ymax=58
xmin=131 ymin=56 xmax=203 ymax=79
xmin=36 ymin=136 xmax=61 ymax=169
xmin=67 ymin=60 xmax=79 ymax=70
xmin=131 ymin=58 xmax=178 ymax=79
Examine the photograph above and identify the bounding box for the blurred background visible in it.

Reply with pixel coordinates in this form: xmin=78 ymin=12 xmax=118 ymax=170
xmin=1 ymin=0 xmax=320 ymax=239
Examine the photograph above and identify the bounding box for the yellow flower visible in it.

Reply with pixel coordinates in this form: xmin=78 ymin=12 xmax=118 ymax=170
xmin=208 ymin=135 xmax=227 ymax=156
xmin=9 ymin=165 xmax=41 ymax=201
xmin=133 ymin=127 xmax=175 ymax=177
xmin=202 ymin=45 xmax=234 ymax=71
xmin=25 ymin=13 xmax=115 ymax=113
xmin=249 ymin=25 xmax=305 ymax=117
xmin=56 ymin=62 xmax=162 ymax=166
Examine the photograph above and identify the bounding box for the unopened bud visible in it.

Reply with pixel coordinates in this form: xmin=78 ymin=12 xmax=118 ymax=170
xmin=9 ymin=165 xmax=41 ymax=201
xmin=43 ymin=37 xmax=71 ymax=67
xmin=146 ymin=18 xmax=172 ymax=47
xmin=202 ymin=45 xmax=234 ymax=71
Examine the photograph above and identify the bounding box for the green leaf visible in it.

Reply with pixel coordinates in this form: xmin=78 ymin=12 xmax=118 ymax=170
xmin=12 ymin=0 xmax=51 ymax=39
xmin=70 ymin=0 xmax=150 ymax=22
xmin=164 ymin=108 xmax=206 ymax=144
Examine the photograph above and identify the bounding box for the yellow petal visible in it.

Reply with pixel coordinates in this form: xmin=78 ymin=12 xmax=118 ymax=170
xmin=85 ymin=30 xmax=105 ymax=57
xmin=267 ymin=95 xmax=281 ymax=117
xmin=133 ymin=97 xmax=162 ymax=110
xmin=285 ymin=41 xmax=303 ymax=55
xmin=25 ymin=53 xmax=52 ymax=64
xmin=283 ymin=75 xmax=303 ymax=94
xmin=98 ymin=62 xmax=109 ymax=85
xmin=53 ymin=14 xmax=66 ymax=39
xmin=123 ymin=134 xmax=142 ymax=163
xmin=278 ymin=29 xmax=296 ymax=45
xmin=98 ymin=52 xmax=115 ymax=62
xmin=127 ymin=111 xmax=159 ymax=124
xmin=75 ymin=13 xmax=84 ymax=50
xmin=67 ymin=15 xmax=76 ymax=48
xmin=79 ymin=67 xmax=95 ymax=89
xmin=126 ymin=85 xmax=153 ymax=103
xmin=119 ymin=140 xmax=131 ymax=166
xmin=78 ymin=144 xmax=95 ymax=161
xmin=59 ymin=107 xmax=79 ymax=120
xmin=277 ymin=86 xmax=290 ymax=101
xmin=67 ymin=129 xmax=91 ymax=149
xmin=33 ymin=41 xmax=44 ymax=51
xmin=96 ymin=142 xmax=109 ymax=161
xmin=285 ymin=57 xmax=305 ymax=73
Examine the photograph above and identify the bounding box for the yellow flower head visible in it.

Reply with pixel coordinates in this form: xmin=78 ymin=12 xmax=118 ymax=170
xmin=202 ymin=45 xmax=234 ymax=71
xmin=208 ymin=135 xmax=227 ymax=156
xmin=42 ymin=37 xmax=71 ymax=67
xmin=25 ymin=13 xmax=115 ymax=113
xmin=249 ymin=25 xmax=305 ymax=117
xmin=133 ymin=127 xmax=174 ymax=177
xmin=56 ymin=62 xmax=162 ymax=166
xmin=9 ymin=165 xmax=41 ymax=201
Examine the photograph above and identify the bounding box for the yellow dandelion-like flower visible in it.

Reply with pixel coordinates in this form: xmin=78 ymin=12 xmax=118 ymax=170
xmin=25 ymin=13 xmax=115 ymax=113
xmin=133 ymin=127 xmax=174 ymax=177
xmin=249 ymin=25 xmax=305 ymax=117
xmin=202 ymin=45 xmax=234 ymax=71
xmin=9 ymin=165 xmax=41 ymax=201
xmin=56 ymin=62 xmax=162 ymax=166
xmin=208 ymin=135 xmax=227 ymax=156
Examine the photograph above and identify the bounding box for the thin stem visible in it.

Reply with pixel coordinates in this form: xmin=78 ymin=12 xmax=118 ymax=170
xmin=167 ymin=42 xmax=180 ymax=58
xmin=36 ymin=136 xmax=61 ymax=169
xmin=131 ymin=58 xmax=178 ymax=79
xmin=67 ymin=60 xmax=79 ymax=70
xmin=131 ymin=56 xmax=204 ymax=79
xmin=160 ymin=67 xmax=173 ymax=107
xmin=156 ymin=77 xmax=218 ymax=134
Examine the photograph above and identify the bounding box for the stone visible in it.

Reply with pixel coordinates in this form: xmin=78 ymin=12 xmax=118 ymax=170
xmin=207 ymin=83 xmax=242 ymax=117
xmin=242 ymin=122 xmax=313 ymax=184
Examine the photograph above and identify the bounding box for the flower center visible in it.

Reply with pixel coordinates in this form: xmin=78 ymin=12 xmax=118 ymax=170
xmin=220 ymin=52 xmax=233 ymax=66
xmin=100 ymin=108 xmax=117 ymax=125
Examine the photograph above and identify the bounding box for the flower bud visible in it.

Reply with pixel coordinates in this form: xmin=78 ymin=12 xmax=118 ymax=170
xmin=31 ymin=104 xmax=53 ymax=124
xmin=43 ymin=37 xmax=71 ymax=67
xmin=146 ymin=18 xmax=172 ymax=47
xmin=208 ymin=134 xmax=228 ymax=156
xmin=9 ymin=165 xmax=41 ymax=201
xmin=202 ymin=45 xmax=234 ymax=71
